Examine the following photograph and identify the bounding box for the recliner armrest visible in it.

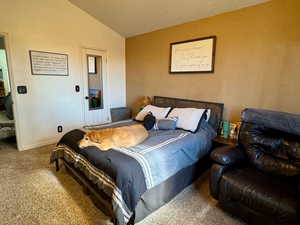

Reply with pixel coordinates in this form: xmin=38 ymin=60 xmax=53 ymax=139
xmin=210 ymin=145 xmax=245 ymax=166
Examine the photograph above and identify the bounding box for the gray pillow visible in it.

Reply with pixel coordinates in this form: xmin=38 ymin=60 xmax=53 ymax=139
xmin=153 ymin=117 xmax=178 ymax=130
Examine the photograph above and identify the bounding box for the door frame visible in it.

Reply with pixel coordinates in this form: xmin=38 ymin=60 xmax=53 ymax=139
xmin=81 ymin=48 xmax=111 ymax=126
xmin=0 ymin=32 xmax=22 ymax=150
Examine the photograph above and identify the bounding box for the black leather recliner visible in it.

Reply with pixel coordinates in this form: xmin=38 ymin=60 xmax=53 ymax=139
xmin=210 ymin=108 xmax=300 ymax=225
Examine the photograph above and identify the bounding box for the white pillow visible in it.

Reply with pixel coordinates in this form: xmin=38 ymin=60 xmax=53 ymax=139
xmin=168 ymin=108 xmax=207 ymax=132
xmin=206 ymin=109 xmax=211 ymax=121
xmin=135 ymin=105 xmax=171 ymax=121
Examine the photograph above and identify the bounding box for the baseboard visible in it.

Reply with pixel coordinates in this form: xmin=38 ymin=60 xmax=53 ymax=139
xmin=19 ymin=137 xmax=58 ymax=151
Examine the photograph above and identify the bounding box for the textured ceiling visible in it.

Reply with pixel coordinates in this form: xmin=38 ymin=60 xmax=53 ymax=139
xmin=69 ymin=0 xmax=270 ymax=37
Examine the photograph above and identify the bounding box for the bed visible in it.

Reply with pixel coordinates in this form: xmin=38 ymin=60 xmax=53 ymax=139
xmin=50 ymin=96 xmax=224 ymax=225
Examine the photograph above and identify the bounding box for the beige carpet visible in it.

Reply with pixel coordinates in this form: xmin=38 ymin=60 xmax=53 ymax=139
xmin=0 ymin=139 xmax=245 ymax=225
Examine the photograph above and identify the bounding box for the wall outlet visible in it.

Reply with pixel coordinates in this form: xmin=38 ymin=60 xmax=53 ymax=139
xmin=57 ymin=125 xmax=63 ymax=133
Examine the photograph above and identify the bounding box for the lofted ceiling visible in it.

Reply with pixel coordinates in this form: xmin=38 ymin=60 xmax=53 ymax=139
xmin=69 ymin=0 xmax=270 ymax=37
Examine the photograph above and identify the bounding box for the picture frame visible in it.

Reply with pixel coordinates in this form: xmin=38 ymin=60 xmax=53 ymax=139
xmin=169 ymin=36 xmax=216 ymax=74
xmin=87 ymin=56 xmax=97 ymax=74
xmin=29 ymin=50 xmax=69 ymax=76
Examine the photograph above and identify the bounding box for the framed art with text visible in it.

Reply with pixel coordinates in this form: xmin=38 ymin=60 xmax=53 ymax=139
xmin=169 ymin=36 xmax=216 ymax=74
xmin=29 ymin=50 xmax=69 ymax=76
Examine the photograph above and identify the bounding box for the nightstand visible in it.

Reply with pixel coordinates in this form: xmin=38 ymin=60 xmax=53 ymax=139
xmin=110 ymin=107 xmax=132 ymax=122
xmin=213 ymin=135 xmax=238 ymax=148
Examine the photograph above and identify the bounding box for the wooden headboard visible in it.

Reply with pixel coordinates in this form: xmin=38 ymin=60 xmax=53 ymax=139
xmin=153 ymin=96 xmax=224 ymax=131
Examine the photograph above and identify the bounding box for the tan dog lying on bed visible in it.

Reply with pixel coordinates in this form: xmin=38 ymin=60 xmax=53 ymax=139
xmin=79 ymin=124 xmax=148 ymax=151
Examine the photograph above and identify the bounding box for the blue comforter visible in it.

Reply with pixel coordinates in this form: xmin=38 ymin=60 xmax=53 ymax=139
xmin=110 ymin=120 xmax=216 ymax=188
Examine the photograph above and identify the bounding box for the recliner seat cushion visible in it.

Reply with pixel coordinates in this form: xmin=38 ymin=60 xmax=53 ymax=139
xmin=219 ymin=167 xmax=299 ymax=225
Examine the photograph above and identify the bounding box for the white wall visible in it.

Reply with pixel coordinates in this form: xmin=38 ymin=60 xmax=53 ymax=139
xmin=0 ymin=0 xmax=126 ymax=150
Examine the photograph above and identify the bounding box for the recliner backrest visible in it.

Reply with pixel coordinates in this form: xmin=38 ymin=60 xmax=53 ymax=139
xmin=239 ymin=109 xmax=300 ymax=177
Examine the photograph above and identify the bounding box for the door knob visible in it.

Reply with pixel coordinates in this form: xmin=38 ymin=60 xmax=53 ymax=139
xmin=85 ymin=96 xmax=89 ymax=100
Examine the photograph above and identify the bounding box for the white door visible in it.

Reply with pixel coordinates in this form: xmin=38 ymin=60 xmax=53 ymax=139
xmin=82 ymin=48 xmax=111 ymax=125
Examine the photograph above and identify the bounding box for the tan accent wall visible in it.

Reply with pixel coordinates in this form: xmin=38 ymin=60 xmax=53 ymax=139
xmin=126 ymin=0 xmax=300 ymax=121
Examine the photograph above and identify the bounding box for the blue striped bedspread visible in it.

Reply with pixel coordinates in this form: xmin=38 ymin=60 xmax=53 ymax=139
xmin=84 ymin=119 xmax=216 ymax=189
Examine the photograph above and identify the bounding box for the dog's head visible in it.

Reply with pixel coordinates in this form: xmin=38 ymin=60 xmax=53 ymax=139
xmin=78 ymin=130 xmax=114 ymax=151
xmin=78 ymin=133 xmax=93 ymax=148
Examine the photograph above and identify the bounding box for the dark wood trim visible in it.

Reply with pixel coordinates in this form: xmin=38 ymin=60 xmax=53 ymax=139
xmin=213 ymin=135 xmax=238 ymax=146
xmin=153 ymin=95 xmax=223 ymax=106
xmin=169 ymin=36 xmax=217 ymax=74
xmin=29 ymin=50 xmax=69 ymax=76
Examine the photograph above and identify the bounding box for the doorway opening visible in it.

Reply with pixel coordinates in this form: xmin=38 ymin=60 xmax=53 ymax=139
xmin=0 ymin=35 xmax=17 ymax=151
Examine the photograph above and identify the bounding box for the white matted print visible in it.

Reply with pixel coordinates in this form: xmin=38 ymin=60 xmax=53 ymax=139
xmin=29 ymin=50 xmax=68 ymax=76
xmin=170 ymin=36 xmax=216 ymax=73
xmin=87 ymin=56 xmax=97 ymax=74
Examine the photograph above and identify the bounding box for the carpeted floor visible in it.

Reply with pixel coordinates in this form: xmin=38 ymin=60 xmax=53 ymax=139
xmin=0 ymin=139 xmax=245 ymax=225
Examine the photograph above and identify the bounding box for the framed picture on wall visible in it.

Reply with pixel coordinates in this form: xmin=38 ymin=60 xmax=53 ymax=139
xmin=87 ymin=56 xmax=97 ymax=74
xmin=169 ymin=36 xmax=216 ymax=74
xmin=29 ymin=50 xmax=69 ymax=76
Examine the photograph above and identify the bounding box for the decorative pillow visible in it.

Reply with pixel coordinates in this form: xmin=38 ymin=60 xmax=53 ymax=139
xmin=143 ymin=113 xmax=156 ymax=130
xmin=205 ymin=109 xmax=211 ymax=121
xmin=135 ymin=105 xmax=171 ymax=121
xmin=168 ymin=108 xmax=207 ymax=132
xmin=153 ymin=117 xmax=178 ymax=130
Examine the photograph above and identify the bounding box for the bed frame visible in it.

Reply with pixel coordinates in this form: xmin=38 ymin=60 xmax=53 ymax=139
xmin=61 ymin=96 xmax=224 ymax=225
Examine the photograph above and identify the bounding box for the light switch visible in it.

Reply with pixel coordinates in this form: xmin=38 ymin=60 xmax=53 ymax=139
xmin=17 ymin=86 xmax=27 ymax=94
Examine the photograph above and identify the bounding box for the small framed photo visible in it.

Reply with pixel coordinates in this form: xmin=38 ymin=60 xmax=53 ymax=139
xmin=87 ymin=56 xmax=97 ymax=74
